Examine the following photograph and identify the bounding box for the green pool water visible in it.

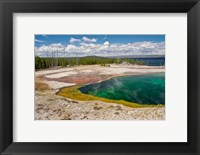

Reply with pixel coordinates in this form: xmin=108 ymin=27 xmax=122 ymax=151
xmin=79 ymin=73 xmax=165 ymax=105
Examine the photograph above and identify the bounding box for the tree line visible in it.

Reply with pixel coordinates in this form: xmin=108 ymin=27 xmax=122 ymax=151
xmin=35 ymin=56 xmax=145 ymax=70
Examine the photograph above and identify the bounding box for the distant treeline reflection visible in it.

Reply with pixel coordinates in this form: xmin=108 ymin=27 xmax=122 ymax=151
xmin=35 ymin=56 xmax=146 ymax=70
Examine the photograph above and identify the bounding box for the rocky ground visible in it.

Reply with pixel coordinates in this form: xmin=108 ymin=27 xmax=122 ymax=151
xmin=35 ymin=64 xmax=165 ymax=120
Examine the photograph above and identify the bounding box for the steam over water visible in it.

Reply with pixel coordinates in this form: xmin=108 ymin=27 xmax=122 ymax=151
xmin=79 ymin=73 xmax=165 ymax=105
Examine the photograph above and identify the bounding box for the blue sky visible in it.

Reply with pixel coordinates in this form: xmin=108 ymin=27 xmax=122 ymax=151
xmin=35 ymin=35 xmax=165 ymax=57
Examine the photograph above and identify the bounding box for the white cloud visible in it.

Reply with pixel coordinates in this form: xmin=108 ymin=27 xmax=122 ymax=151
xmin=35 ymin=41 xmax=165 ymax=57
xmin=35 ymin=39 xmax=45 ymax=43
xmin=104 ymin=41 xmax=109 ymax=46
xmin=65 ymin=44 xmax=79 ymax=52
xmin=103 ymin=35 xmax=107 ymax=40
xmin=42 ymin=35 xmax=48 ymax=38
xmin=69 ymin=38 xmax=81 ymax=44
xmin=35 ymin=43 xmax=65 ymax=53
xmin=82 ymin=36 xmax=97 ymax=42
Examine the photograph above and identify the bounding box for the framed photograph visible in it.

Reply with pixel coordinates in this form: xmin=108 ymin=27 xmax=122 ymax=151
xmin=0 ymin=0 xmax=200 ymax=154
xmin=35 ymin=34 xmax=166 ymax=121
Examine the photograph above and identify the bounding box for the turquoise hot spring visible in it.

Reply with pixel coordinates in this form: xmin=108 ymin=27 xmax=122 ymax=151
xmin=79 ymin=73 xmax=165 ymax=105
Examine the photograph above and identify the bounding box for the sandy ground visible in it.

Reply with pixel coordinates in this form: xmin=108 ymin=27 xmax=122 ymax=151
xmin=35 ymin=64 xmax=165 ymax=120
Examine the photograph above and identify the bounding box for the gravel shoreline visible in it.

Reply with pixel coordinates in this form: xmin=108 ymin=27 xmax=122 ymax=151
xmin=35 ymin=90 xmax=165 ymax=120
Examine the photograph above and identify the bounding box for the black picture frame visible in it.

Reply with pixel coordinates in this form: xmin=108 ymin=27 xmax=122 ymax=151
xmin=0 ymin=0 xmax=200 ymax=154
